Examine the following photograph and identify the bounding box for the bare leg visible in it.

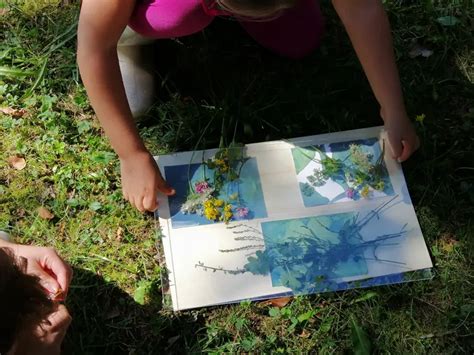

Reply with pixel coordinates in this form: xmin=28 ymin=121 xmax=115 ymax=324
xmin=117 ymin=27 xmax=156 ymax=118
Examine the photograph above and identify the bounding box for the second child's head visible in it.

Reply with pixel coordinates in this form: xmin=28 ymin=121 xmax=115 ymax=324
xmin=204 ymin=0 xmax=297 ymax=20
xmin=0 ymin=248 xmax=55 ymax=353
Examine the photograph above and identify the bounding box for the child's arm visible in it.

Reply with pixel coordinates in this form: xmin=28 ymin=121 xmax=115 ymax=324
xmin=332 ymin=0 xmax=419 ymax=162
xmin=77 ymin=0 xmax=174 ymax=213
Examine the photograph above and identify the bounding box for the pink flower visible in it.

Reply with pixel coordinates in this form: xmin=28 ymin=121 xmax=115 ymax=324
xmin=346 ymin=188 xmax=355 ymax=199
xmin=195 ymin=181 xmax=210 ymax=194
xmin=235 ymin=207 xmax=249 ymax=218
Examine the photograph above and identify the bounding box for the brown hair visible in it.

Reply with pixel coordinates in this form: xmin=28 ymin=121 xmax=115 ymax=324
xmin=218 ymin=0 xmax=298 ymax=18
xmin=0 ymin=248 xmax=55 ymax=353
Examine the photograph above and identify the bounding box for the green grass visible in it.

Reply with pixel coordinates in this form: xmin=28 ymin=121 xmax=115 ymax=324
xmin=1 ymin=0 xmax=473 ymax=353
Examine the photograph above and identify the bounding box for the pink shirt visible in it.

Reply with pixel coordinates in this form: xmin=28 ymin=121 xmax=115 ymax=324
xmin=129 ymin=0 xmax=213 ymax=39
xmin=129 ymin=0 xmax=324 ymax=59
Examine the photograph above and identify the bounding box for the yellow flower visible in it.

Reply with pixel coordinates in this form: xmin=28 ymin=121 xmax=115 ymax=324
xmin=374 ymin=181 xmax=385 ymax=191
xmin=415 ymin=113 xmax=426 ymax=123
xmin=214 ymin=199 xmax=224 ymax=207
xmin=203 ymin=198 xmax=220 ymax=221
xmin=218 ymin=204 xmax=233 ymax=223
xmin=360 ymin=186 xmax=370 ymax=199
xmin=204 ymin=206 xmax=220 ymax=221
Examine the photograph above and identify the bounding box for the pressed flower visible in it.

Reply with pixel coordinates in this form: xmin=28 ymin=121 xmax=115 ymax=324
xmin=204 ymin=205 xmax=220 ymax=221
xmin=181 ymin=198 xmax=200 ymax=214
xmin=195 ymin=181 xmax=210 ymax=194
xmin=360 ymin=185 xmax=370 ymax=199
xmin=214 ymin=158 xmax=226 ymax=166
xmin=212 ymin=203 xmax=233 ymax=223
xmin=203 ymin=199 xmax=214 ymax=209
xmin=235 ymin=207 xmax=249 ymax=218
xmin=224 ymin=211 xmax=233 ymax=220
xmin=349 ymin=144 xmax=372 ymax=171
xmin=346 ymin=188 xmax=355 ymax=199
xmin=214 ymin=199 xmax=224 ymax=207
xmin=181 ymin=146 xmax=249 ymax=223
xmin=220 ymin=165 xmax=229 ymax=173
xmin=374 ymin=180 xmax=385 ymax=191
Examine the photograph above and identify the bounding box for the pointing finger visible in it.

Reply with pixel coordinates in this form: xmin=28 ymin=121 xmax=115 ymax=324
xmin=157 ymin=178 xmax=175 ymax=196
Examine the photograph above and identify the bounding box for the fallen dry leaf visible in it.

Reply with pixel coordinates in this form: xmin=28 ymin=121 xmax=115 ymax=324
xmin=38 ymin=206 xmax=54 ymax=220
xmin=116 ymin=226 xmax=124 ymax=241
xmin=7 ymin=156 xmax=27 ymax=170
xmin=57 ymin=221 xmax=66 ymax=241
xmin=440 ymin=234 xmax=459 ymax=253
xmin=261 ymin=296 xmax=292 ymax=308
xmin=0 ymin=107 xmax=27 ymax=118
xmin=299 ymin=329 xmax=311 ymax=338
xmin=67 ymin=190 xmax=76 ymax=199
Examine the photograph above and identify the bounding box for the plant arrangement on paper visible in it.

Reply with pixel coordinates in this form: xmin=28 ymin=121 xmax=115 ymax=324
xmin=180 ymin=145 xmax=251 ymax=223
xmin=295 ymin=139 xmax=392 ymax=202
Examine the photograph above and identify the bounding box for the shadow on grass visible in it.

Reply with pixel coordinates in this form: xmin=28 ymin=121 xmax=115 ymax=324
xmin=64 ymin=267 xmax=204 ymax=354
xmin=142 ymin=7 xmax=473 ymax=230
xmin=143 ymin=16 xmax=379 ymax=149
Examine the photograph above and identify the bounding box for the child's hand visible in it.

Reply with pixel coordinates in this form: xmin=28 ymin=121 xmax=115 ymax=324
xmin=382 ymin=110 xmax=420 ymax=162
xmin=11 ymin=304 xmax=72 ymax=355
xmin=12 ymin=243 xmax=73 ymax=300
xmin=120 ymin=151 xmax=175 ymax=212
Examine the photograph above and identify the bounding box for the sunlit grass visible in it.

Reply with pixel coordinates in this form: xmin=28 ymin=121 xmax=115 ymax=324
xmin=1 ymin=1 xmax=473 ymax=353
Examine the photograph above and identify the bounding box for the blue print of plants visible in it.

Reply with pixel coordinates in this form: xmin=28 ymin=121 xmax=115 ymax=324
xmin=259 ymin=212 xmax=367 ymax=292
xmin=196 ymin=196 xmax=408 ymax=294
xmin=292 ymin=138 xmax=395 ymax=206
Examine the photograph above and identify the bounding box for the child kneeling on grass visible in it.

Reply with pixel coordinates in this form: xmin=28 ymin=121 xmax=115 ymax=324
xmin=78 ymin=0 xmax=419 ymax=213
xmin=0 ymin=234 xmax=72 ymax=355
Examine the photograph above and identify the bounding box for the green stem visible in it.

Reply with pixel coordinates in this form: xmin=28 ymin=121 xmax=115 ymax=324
xmin=187 ymin=116 xmax=216 ymax=193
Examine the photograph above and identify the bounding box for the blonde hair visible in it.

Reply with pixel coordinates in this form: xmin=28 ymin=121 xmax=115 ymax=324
xmin=218 ymin=0 xmax=297 ymax=18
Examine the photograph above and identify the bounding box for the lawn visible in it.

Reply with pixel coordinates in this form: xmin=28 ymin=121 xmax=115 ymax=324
xmin=0 ymin=0 xmax=473 ymax=353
